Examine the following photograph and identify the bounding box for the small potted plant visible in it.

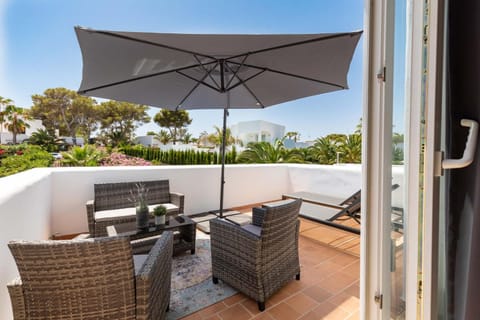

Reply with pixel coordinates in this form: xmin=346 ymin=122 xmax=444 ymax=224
xmin=153 ymin=205 xmax=167 ymax=225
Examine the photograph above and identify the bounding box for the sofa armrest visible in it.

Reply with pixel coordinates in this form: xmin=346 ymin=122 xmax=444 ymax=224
xmin=85 ymin=200 xmax=96 ymax=236
xmin=252 ymin=207 xmax=266 ymax=227
xmin=7 ymin=277 xmax=26 ymax=320
xmin=135 ymin=231 xmax=173 ymax=320
xmin=169 ymin=192 xmax=184 ymax=214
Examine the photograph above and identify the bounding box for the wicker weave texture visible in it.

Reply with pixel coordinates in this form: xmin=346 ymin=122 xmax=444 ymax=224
xmin=135 ymin=231 xmax=173 ymax=320
xmin=87 ymin=180 xmax=184 ymax=237
xmin=94 ymin=180 xmax=170 ymax=211
xmin=210 ymin=198 xmax=302 ymax=306
xmin=7 ymin=233 xmax=173 ymax=320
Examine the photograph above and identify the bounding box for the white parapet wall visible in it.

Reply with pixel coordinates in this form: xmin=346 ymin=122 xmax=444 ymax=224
xmin=48 ymin=164 xmax=290 ymax=235
xmin=286 ymin=164 xmax=404 ymax=207
xmin=0 ymin=163 xmax=404 ymax=319
xmin=0 ymin=169 xmax=53 ymax=320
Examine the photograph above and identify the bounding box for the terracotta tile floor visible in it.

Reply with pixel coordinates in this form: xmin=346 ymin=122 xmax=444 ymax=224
xmin=182 ymin=216 xmax=360 ymax=320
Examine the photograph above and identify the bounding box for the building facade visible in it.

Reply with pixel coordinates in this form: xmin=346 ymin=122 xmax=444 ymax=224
xmin=0 ymin=119 xmax=44 ymax=144
xmin=231 ymin=120 xmax=285 ymax=146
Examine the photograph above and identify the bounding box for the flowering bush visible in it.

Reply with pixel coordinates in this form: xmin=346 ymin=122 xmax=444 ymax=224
xmin=0 ymin=144 xmax=26 ymax=158
xmin=100 ymin=152 xmax=152 ymax=166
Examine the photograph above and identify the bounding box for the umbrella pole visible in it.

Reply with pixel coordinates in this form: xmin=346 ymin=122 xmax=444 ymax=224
xmin=219 ymin=92 xmax=230 ymax=218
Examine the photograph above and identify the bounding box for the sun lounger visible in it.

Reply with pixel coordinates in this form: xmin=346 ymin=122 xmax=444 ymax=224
xmin=282 ymin=189 xmax=361 ymax=209
xmin=292 ymin=184 xmax=401 ymax=234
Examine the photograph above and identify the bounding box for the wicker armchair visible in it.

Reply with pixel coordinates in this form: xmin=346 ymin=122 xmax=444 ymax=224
xmin=7 ymin=232 xmax=173 ymax=320
xmin=210 ymin=198 xmax=302 ymax=311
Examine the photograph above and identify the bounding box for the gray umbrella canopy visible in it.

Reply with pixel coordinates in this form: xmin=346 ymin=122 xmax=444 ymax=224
xmin=75 ymin=27 xmax=362 ymax=215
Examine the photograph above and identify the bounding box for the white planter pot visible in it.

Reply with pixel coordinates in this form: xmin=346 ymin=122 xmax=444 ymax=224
xmin=155 ymin=215 xmax=166 ymax=225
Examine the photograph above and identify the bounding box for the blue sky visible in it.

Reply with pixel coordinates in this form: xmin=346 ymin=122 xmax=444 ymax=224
xmin=0 ymin=0 xmax=366 ymax=140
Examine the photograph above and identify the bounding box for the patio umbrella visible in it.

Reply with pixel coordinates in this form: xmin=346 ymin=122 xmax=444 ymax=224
xmin=75 ymin=27 xmax=362 ymax=217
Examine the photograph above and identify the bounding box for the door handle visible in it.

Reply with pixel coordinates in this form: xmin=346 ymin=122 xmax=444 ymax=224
xmin=442 ymin=119 xmax=479 ymax=169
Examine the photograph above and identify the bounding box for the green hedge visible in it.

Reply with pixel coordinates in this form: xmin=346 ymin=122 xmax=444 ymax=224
xmin=120 ymin=145 xmax=238 ymax=165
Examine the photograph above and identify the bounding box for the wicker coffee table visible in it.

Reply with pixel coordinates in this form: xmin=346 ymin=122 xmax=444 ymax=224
xmin=107 ymin=215 xmax=196 ymax=255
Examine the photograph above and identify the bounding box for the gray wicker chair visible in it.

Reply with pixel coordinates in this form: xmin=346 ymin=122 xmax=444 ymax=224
xmin=7 ymin=232 xmax=173 ymax=320
xmin=210 ymin=198 xmax=302 ymax=311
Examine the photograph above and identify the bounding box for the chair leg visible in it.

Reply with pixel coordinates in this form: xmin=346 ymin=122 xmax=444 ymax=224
xmin=212 ymin=276 xmax=218 ymax=284
xmin=166 ymin=304 xmax=170 ymax=312
xmin=296 ymin=272 xmax=301 ymax=280
xmin=257 ymin=301 xmax=265 ymax=311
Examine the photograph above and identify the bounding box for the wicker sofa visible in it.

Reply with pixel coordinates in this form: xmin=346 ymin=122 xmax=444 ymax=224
xmin=7 ymin=232 xmax=173 ymax=320
xmin=86 ymin=180 xmax=184 ymax=237
xmin=210 ymin=198 xmax=302 ymax=311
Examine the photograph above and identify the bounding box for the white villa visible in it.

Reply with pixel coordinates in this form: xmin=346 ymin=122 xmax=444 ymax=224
xmin=0 ymin=119 xmax=44 ymax=144
xmin=231 ymin=120 xmax=285 ymax=145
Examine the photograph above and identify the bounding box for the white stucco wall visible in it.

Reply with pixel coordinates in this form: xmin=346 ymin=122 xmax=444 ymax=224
xmin=286 ymin=163 xmax=404 ymax=207
xmin=0 ymin=169 xmax=52 ymax=320
xmin=49 ymin=165 xmax=289 ymax=235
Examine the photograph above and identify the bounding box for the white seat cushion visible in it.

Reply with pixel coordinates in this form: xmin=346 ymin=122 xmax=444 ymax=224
xmin=95 ymin=203 xmax=179 ymax=222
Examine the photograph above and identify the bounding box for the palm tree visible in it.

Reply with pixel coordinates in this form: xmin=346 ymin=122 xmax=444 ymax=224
xmin=308 ymin=136 xmax=339 ymax=164
xmin=339 ymin=134 xmax=362 ymax=163
xmin=237 ymin=140 xmax=304 ymax=163
xmin=209 ymin=126 xmax=236 ymax=148
xmin=197 ymin=131 xmax=211 ymax=147
xmin=0 ymin=97 xmax=14 ymax=144
xmin=28 ymin=129 xmax=65 ymax=152
xmin=392 ymin=132 xmax=404 ymax=145
xmin=354 ymin=118 xmax=362 ymax=134
xmin=60 ymin=145 xmax=105 ymax=167
xmin=154 ymin=130 xmax=171 ymax=145
xmin=3 ymin=105 xmax=31 ymax=144
xmin=182 ymin=133 xmax=193 ymax=144
xmin=284 ymin=131 xmax=301 ymax=142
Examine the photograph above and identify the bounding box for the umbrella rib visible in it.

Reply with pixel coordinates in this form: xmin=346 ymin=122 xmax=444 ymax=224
xmin=242 ymin=83 xmax=265 ymax=108
xmin=232 ymin=74 xmax=265 ymax=107
xmin=92 ymin=29 xmax=218 ymax=60
xmin=193 ymin=55 xmax=221 ymax=89
xmin=176 ymin=62 xmax=220 ymax=107
xmin=226 ymin=69 xmax=267 ymax=91
xmin=227 ymin=61 xmax=345 ymax=89
xmin=78 ymin=61 xmax=216 ymax=94
xmin=176 ymin=70 xmax=222 ymax=93
xmin=226 ymin=31 xmax=362 ymax=60
xmin=225 ymin=55 xmax=249 ymax=88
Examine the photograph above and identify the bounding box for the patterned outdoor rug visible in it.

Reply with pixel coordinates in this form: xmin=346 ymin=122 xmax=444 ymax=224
xmin=166 ymin=239 xmax=237 ymax=320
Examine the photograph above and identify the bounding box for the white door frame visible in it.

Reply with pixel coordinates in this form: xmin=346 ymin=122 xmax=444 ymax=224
xmin=361 ymin=0 xmax=394 ymax=318
xmin=361 ymin=0 xmax=443 ymax=319
xmin=421 ymin=0 xmax=446 ymax=318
